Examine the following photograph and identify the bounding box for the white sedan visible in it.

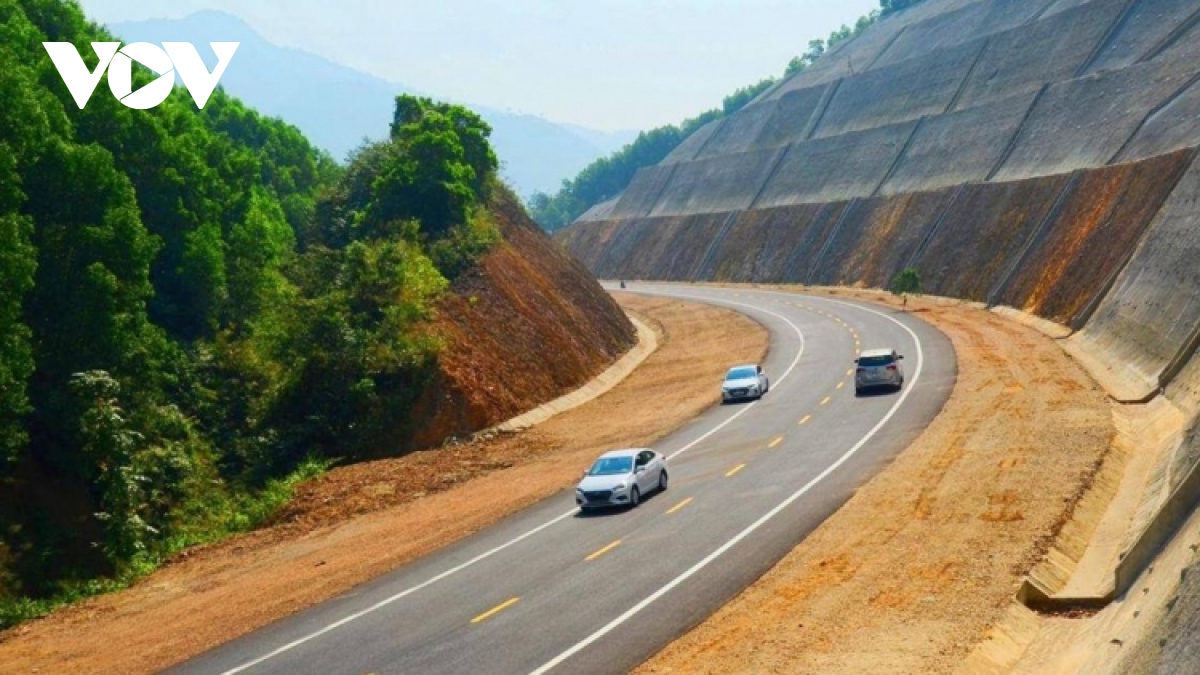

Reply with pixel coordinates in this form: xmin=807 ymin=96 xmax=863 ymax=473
xmin=576 ymin=448 xmax=668 ymax=510
xmin=722 ymin=364 xmax=770 ymax=402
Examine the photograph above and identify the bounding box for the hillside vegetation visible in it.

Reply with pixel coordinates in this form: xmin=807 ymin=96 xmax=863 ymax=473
xmin=528 ymin=0 xmax=926 ymax=232
xmin=0 ymin=0 xmax=632 ymax=625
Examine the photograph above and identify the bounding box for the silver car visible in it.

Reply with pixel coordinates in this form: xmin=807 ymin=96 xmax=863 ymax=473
xmin=576 ymin=448 xmax=668 ymax=510
xmin=722 ymin=364 xmax=769 ymax=402
xmin=855 ymin=348 xmax=905 ymax=394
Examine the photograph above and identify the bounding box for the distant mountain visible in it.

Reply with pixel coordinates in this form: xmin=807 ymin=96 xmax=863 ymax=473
xmin=109 ymin=11 xmax=636 ymax=197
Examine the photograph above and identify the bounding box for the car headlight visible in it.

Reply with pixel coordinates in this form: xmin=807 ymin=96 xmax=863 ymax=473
xmin=613 ymin=483 xmax=626 ymax=491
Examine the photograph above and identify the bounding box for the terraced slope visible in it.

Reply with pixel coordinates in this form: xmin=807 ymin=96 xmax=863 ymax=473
xmin=559 ymin=8 xmax=1200 ymax=659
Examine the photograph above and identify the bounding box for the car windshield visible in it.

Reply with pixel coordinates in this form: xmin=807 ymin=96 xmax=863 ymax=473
xmin=725 ymin=367 xmax=757 ymax=381
xmin=859 ymin=355 xmax=894 ymax=367
xmin=588 ymin=456 xmax=633 ymax=476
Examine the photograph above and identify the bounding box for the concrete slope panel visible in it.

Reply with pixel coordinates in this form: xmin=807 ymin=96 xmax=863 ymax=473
xmin=650 ymin=149 xmax=779 ymax=217
xmin=953 ymin=0 xmax=1128 ymax=110
xmin=881 ymin=0 xmax=1055 ymax=66
xmin=1156 ymin=18 xmax=1200 ymax=64
xmin=914 ymin=176 xmax=1070 ymax=301
xmin=701 ymin=203 xmax=837 ymax=283
xmin=812 ymin=189 xmax=957 ymax=288
xmin=695 ymin=102 xmax=778 ymax=159
xmin=813 ymin=40 xmax=983 ymax=138
xmin=757 ymin=121 xmax=920 ymax=207
xmin=764 ymin=0 xmax=977 ymax=100
xmin=1084 ymin=0 xmax=1200 ymax=73
xmin=611 ymin=213 xmax=732 ymax=281
xmin=751 ymin=84 xmax=828 ymax=150
xmin=661 ymin=119 xmax=723 ymax=165
xmin=1042 ymin=0 xmax=1099 ymax=16
xmin=1116 ymin=78 xmax=1200 ymax=162
xmin=997 ymin=151 xmax=1194 ymax=324
xmin=881 ymin=90 xmax=1037 ymax=195
xmin=576 ymin=197 xmax=618 ymax=223
xmin=611 ymin=165 xmax=676 ymax=218
xmin=994 ymin=58 xmax=1197 ymax=180
xmin=1077 ymin=155 xmax=1200 ymax=391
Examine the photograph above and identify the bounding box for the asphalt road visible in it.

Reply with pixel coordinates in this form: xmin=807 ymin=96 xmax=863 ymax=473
xmin=172 ymin=283 xmax=957 ymax=675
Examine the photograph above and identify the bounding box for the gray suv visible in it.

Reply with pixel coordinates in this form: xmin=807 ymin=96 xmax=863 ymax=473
xmin=854 ymin=348 xmax=904 ymax=394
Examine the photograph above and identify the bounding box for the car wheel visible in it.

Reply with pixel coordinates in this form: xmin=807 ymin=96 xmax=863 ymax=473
xmin=630 ymin=486 xmax=641 ymax=507
xmin=658 ymin=471 xmax=669 ymax=493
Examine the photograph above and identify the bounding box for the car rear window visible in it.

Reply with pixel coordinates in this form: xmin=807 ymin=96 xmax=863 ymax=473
xmin=858 ymin=355 xmax=894 ymax=367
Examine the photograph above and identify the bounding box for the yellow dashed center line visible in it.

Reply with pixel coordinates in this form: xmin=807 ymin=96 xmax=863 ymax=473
xmin=821 ymin=396 xmax=832 ymax=406
xmin=585 ymin=540 xmax=622 ymax=561
xmin=726 ymin=463 xmax=746 ymax=477
xmin=768 ymin=436 xmax=784 ymax=449
xmin=846 ymin=368 xmax=855 ymax=376
xmin=471 ymin=597 xmax=520 ymax=624
xmin=798 ymin=414 xmax=812 ymax=426
xmin=666 ymin=497 xmax=694 ymax=515
xmin=837 ymin=381 xmax=845 ymax=390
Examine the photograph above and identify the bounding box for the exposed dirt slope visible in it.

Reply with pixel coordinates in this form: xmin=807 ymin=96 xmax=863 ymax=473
xmin=0 ymin=294 xmax=766 ymax=674
xmin=639 ymin=289 xmax=1112 ymax=675
xmin=406 ymin=188 xmax=635 ymax=451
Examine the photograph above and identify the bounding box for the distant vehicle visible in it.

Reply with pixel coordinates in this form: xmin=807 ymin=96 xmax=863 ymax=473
xmin=619 ymin=280 xmax=626 ymax=289
xmin=855 ymin=348 xmax=905 ymax=394
xmin=722 ymin=364 xmax=769 ymax=402
xmin=576 ymin=448 xmax=668 ymax=510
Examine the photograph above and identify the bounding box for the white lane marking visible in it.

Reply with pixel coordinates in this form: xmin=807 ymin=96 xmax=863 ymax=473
xmin=219 ymin=288 xmax=807 ymax=673
xmin=529 ymin=288 xmax=925 ymax=675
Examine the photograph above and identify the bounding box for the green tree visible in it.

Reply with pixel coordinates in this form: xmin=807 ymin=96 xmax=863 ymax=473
xmin=890 ymin=267 xmax=922 ymax=296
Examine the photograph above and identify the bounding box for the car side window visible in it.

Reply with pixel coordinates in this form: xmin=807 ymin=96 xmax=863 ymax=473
xmin=637 ymin=451 xmax=651 ymax=465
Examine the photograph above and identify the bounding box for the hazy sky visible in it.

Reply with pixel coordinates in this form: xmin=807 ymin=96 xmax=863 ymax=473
xmin=77 ymin=1 xmax=880 ymax=132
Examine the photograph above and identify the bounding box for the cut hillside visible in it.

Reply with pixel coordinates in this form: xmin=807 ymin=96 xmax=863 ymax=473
xmin=556 ymin=0 xmax=1200 ymax=670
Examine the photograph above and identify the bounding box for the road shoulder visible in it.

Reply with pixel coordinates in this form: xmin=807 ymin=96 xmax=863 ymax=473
xmin=637 ymin=288 xmax=1114 ymax=675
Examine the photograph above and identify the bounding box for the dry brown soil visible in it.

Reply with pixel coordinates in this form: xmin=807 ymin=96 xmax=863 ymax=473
xmin=638 ymin=289 xmax=1114 ymax=675
xmin=0 ymin=293 xmax=767 ymax=674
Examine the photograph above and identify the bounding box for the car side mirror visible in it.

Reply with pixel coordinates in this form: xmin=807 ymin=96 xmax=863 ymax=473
xmin=853 ymin=358 xmax=859 ymax=364
xmin=898 ymin=355 xmax=905 ymax=360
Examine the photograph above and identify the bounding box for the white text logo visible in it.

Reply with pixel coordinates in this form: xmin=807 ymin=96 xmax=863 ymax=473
xmin=42 ymin=42 xmax=239 ymax=110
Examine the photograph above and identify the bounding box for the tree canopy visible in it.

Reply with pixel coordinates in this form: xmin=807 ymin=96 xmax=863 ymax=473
xmin=0 ymin=1 xmax=500 ymax=624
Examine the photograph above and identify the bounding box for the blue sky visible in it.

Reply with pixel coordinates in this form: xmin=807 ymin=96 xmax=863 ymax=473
xmin=77 ymin=0 xmax=881 ymax=132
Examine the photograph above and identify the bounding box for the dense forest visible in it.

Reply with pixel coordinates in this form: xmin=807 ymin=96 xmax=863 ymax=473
xmin=0 ymin=0 xmax=506 ymax=625
xmin=528 ymin=0 xmax=927 ymax=231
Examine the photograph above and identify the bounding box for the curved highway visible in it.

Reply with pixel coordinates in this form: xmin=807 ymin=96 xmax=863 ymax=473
xmin=172 ymin=283 xmax=956 ymax=675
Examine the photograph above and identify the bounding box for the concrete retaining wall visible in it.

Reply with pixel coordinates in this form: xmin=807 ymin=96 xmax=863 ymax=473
xmin=912 ymin=176 xmax=1071 ymax=301
xmin=695 ymin=102 xmax=778 ymax=159
xmin=756 ymin=120 xmax=919 ymax=207
xmin=881 ymin=90 xmax=1037 ymax=195
xmin=750 ymin=84 xmax=828 ymax=150
xmin=1116 ymin=77 xmax=1200 ymax=162
xmin=953 ymin=0 xmax=1127 ymax=110
xmin=881 ymin=0 xmax=1055 ymax=64
xmin=1085 ymin=0 xmax=1200 ymax=74
xmin=996 ymin=151 xmax=1193 ymax=325
xmin=661 ymin=119 xmax=723 ymax=165
xmin=811 ymin=189 xmax=957 ymax=288
xmin=1076 ymin=153 xmax=1200 ymax=399
xmin=701 ymin=203 xmax=848 ymax=283
xmin=650 ymin=148 xmax=781 ymax=216
xmin=610 ymin=164 xmax=676 ymax=218
xmin=813 ymin=40 xmax=982 ymax=139
xmin=994 ymin=57 xmax=1196 ymax=179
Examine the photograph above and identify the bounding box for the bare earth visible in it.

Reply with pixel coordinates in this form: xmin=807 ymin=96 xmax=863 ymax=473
xmin=638 ymin=289 xmax=1114 ymax=675
xmin=0 ymin=293 xmax=767 ymax=674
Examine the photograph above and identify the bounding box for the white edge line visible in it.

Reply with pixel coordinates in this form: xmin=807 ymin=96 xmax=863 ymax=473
xmin=219 ymin=288 xmax=807 ymax=674
xmin=528 ymin=291 xmax=925 ymax=675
